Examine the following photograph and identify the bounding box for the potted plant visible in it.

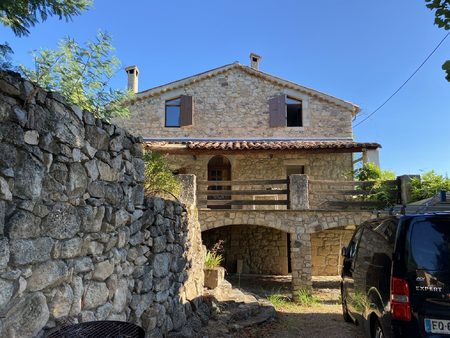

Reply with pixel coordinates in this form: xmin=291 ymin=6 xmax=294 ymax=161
xmin=204 ymin=241 xmax=225 ymax=289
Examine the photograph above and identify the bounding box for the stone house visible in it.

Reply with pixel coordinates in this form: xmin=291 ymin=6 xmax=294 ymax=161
xmin=117 ymin=54 xmax=380 ymax=290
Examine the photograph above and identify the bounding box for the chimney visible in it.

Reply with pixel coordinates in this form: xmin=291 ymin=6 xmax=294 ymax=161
xmin=125 ymin=65 xmax=139 ymax=93
xmin=249 ymin=53 xmax=261 ymax=70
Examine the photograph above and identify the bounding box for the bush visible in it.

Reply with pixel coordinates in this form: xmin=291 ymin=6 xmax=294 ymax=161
xmin=353 ymin=163 xmax=397 ymax=205
xmin=411 ymin=171 xmax=450 ymax=201
xmin=143 ymin=152 xmax=181 ymax=198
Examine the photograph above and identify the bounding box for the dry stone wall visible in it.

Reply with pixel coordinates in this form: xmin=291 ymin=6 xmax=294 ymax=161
xmin=0 ymin=72 xmax=206 ymax=338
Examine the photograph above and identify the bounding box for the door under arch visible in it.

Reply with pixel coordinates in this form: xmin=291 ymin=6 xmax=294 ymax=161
xmin=207 ymin=155 xmax=231 ymax=209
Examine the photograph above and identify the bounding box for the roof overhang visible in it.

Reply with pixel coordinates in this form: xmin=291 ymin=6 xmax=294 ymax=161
xmin=144 ymin=139 xmax=381 ymax=155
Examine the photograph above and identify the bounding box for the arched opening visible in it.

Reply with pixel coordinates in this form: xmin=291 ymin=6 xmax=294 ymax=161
xmin=207 ymin=155 xmax=231 ymax=209
xmin=311 ymin=225 xmax=355 ymax=277
xmin=202 ymin=224 xmax=290 ymax=275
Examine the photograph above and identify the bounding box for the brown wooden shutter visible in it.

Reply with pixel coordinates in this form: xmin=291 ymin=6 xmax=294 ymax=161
xmin=269 ymin=94 xmax=286 ymax=127
xmin=180 ymin=95 xmax=193 ymax=126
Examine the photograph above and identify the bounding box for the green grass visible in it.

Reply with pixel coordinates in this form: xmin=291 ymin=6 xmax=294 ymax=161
xmin=294 ymin=289 xmax=319 ymax=307
xmin=267 ymin=294 xmax=290 ymax=308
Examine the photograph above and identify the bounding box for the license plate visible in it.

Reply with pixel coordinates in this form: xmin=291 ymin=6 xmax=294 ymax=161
xmin=425 ymin=318 xmax=450 ymax=334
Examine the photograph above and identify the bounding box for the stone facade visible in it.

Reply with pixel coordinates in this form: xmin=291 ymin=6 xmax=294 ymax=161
xmin=198 ymin=209 xmax=372 ymax=289
xmin=117 ymin=67 xmax=355 ymax=139
xmin=202 ymin=225 xmax=289 ymax=275
xmin=311 ymin=228 xmax=354 ymax=276
xmin=0 ymin=72 xmax=206 ymax=338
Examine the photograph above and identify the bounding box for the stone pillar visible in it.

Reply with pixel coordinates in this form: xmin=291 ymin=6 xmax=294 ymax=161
xmin=177 ymin=174 xmax=197 ymax=207
xmin=289 ymin=174 xmax=309 ymax=210
xmin=291 ymin=232 xmax=312 ymax=293
xmin=398 ymin=175 xmax=420 ymax=204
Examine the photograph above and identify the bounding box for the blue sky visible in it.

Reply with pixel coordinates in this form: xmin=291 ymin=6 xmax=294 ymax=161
xmin=1 ymin=0 xmax=449 ymax=176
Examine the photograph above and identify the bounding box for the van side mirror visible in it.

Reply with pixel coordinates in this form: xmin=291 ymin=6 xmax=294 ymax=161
xmin=341 ymin=246 xmax=348 ymax=257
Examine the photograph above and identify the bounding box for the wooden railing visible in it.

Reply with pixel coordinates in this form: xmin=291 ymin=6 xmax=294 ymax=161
xmin=197 ymin=179 xmax=289 ymax=209
xmin=308 ymin=179 xmax=400 ymax=210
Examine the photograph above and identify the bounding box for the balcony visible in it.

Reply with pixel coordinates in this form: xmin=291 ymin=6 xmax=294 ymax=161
xmin=194 ymin=175 xmax=403 ymax=211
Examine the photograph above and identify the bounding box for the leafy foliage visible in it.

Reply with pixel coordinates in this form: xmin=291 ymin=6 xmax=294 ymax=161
xmin=0 ymin=0 xmax=91 ymax=37
xmin=143 ymin=152 xmax=181 ymax=198
xmin=353 ymin=163 xmax=398 ymax=205
xmin=425 ymin=0 xmax=450 ymax=81
xmin=204 ymin=251 xmax=224 ymax=269
xmin=20 ymin=31 xmax=133 ymax=120
xmin=0 ymin=42 xmax=13 ymax=70
xmin=410 ymin=170 xmax=450 ymax=201
xmin=204 ymin=240 xmax=224 ymax=269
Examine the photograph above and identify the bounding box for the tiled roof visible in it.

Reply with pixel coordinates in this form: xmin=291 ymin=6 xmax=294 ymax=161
xmin=145 ymin=140 xmax=381 ymax=152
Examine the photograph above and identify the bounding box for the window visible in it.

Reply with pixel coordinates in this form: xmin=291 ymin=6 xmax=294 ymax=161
xmin=165 ymin=95 xmax=194 ymax=127
xmin=269 ymin=94 xmax=303 ymax=127
xmin=286 ymin=165 xmax=305 ymax=178
xmin=286 ymin=97 xmax=302 ymax=127
xmin=165 ymin=97 xmax=181 ymax=127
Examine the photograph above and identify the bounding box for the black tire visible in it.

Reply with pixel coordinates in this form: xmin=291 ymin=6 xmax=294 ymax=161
xmin=373 ymin=320 xmax=384 ymax=338
xmin=341 ymin=290 xmax=353 ymax=323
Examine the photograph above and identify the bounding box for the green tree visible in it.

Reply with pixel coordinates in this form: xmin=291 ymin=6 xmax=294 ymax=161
xmin=411 ymin=170 xmax=450 ymax=200
xmin=0 ymin=0 xmax=91 ymax=37
xmin=0 ymin=0 xmax=91 ymax=70
xmin=353 ymin=163 xmax=398 ymax=205
xmin=426 ymin=0 xmax=450 ymax=81
xmin=20 ymin=31 xmax=133 ymax=120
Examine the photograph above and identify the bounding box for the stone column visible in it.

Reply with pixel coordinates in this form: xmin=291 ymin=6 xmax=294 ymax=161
xmin=289 ymin=174 xmax=309 ymax=210
xmin=291 ymin=232 xmax=312 ymax=294
xmin=398 ymin=175 xmax=420 ymax=205
xmin=177 ymin=174 xmax=197 ymax=207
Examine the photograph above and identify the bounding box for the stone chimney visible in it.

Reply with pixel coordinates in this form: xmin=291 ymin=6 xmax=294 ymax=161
xmin=125 ymin=65 xmax=139 ymax=93
xmin=250 ymin=53 xmax=262 ymax=70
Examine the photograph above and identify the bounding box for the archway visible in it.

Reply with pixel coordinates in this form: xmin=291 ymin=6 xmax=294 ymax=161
xmin=202 ymin=224 xmax=290 ymax=275
xmin=207 ymin=155 xmax=231 ymax=209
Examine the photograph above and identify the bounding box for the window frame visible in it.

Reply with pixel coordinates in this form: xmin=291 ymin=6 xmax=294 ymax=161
xmin=165 ymin=97 xmax=181 ymax=128
xmin=286 ymin=96 xmax=303 ymax=127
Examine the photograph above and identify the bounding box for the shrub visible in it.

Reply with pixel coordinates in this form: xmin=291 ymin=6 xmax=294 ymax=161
xmin=143 ymin=152 xmax=181 ymax=198
xmin=411 ymin=171 xmax=450 ymax=201
xmin=353 ymin=163 xmax=398 ymax=206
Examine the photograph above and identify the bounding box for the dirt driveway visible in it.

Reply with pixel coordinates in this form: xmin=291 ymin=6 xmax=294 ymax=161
xmin=226 ymin=274 xmax=365 ymax=338
xmin=237 ymin=303 xmax=364 ymax=338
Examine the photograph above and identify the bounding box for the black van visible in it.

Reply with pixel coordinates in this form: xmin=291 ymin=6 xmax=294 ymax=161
xmin=341 ymin=213 xmax=450 ymax=338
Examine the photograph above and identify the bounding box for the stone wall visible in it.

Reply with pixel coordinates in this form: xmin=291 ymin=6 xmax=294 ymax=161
xmin=202 ymin=225 xmax=289 ymax=275
xmin=0 ymin=72 xmax=205 ymax=338
xmin=117 ymin=67 xmax=354 ymax=139
xmin=311 ymin=228 xmax=354 ymax=276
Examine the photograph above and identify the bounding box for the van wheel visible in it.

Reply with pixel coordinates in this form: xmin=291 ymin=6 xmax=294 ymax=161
xmin=341 ymin=293 xmax=353 ymax=323
xmin=373 ymin=320 xmax=384 ymax=338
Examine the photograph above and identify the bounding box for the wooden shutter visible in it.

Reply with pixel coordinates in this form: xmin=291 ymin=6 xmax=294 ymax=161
xmin=269 ymin=94 xmax=286 ymax=127
xmin=180 ymin=95 xmax=193 ymax=126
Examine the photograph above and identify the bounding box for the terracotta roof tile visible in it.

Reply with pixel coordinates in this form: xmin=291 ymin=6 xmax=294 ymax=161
xmin=145 ymin=140 xmax=381 ymax=152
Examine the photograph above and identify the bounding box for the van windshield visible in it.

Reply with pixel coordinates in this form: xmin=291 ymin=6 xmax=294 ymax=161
xmin=410 ymin=218 xmax=450 ymax=271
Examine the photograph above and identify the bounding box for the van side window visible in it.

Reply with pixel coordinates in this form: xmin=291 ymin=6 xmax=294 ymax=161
xmin=348 ymin=227 xmax=364 ymax=258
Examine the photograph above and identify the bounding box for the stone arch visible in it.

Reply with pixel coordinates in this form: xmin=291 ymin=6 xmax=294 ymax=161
xmin=202 ymin=223 xmax=292 ymax=275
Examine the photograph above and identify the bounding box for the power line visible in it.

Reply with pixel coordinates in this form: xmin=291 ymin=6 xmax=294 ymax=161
xmin=354 ymin=30 xmax=450 ymax=128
